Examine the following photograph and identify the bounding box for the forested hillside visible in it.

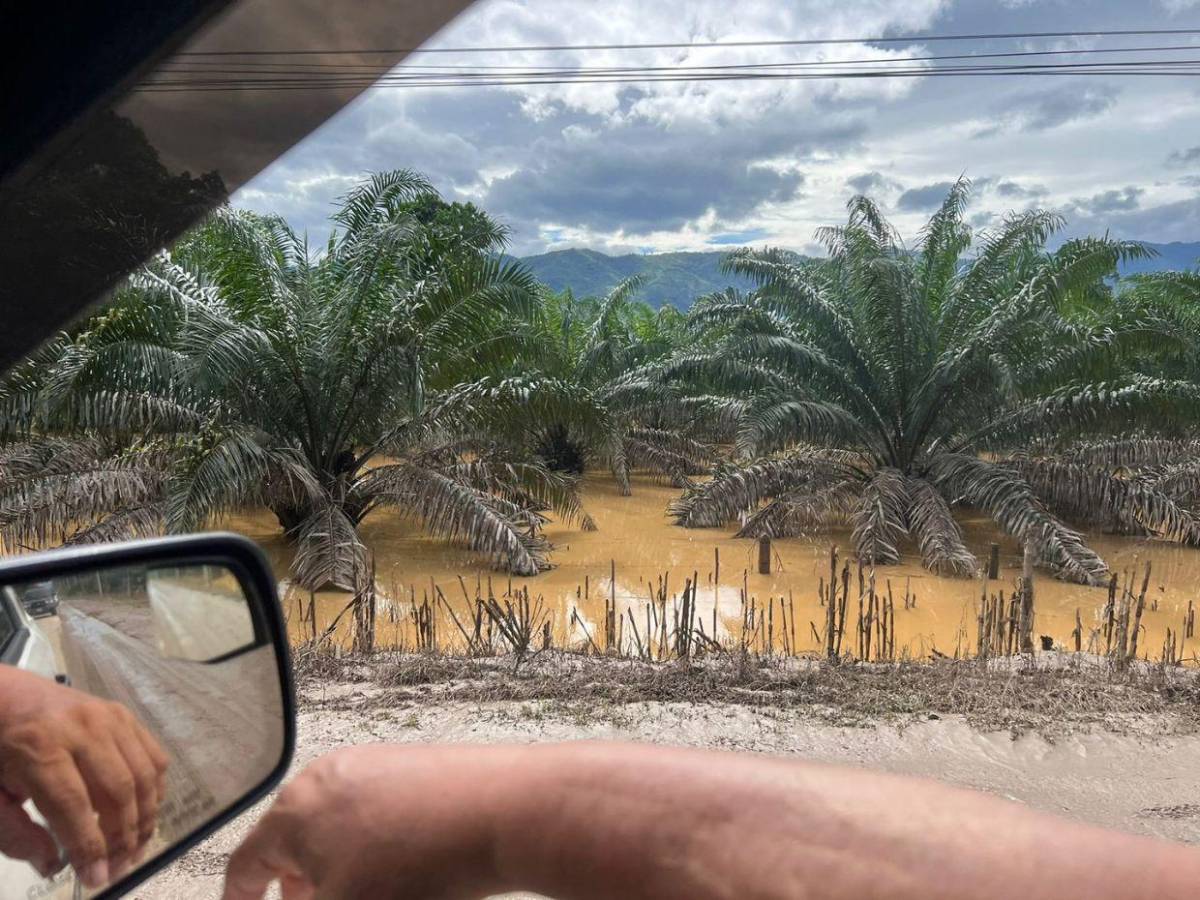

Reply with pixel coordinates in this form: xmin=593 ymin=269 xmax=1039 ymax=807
xmin=519 ymin=242 xmax=1200 ymax=308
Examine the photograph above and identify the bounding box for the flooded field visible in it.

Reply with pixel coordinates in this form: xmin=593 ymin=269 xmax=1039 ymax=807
xmin=225 ymin=474 xmax=1200 ymax=663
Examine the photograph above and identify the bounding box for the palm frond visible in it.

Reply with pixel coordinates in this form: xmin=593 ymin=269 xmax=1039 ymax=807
xmin=1012 ymin=456 xmax=1200 ymax=544
xmin=905 ymin=477 xmax=979 ymax=576
xmin=851 ymin=467 xmax=909 ymax=565
xmin=65 ymin=505 xmax=168 ymax=545
xmin=331 ymin=169 xmax=436 ymax=234
xmin=929 ymin=452 xmax=1109 ymax=585
xmin=166 ymin=429 xmax=320 ymax=532
xmin=0 ymin=443 xmax=169 ymax=550
xmin=735 ymin=478 xmax=858 ymax=538
xmin=671 ymin=452 xmax=858 ymax=528
xmin=354 ymin=462 xmax=550 ymax=575
xmin=292 ymin=503 xmax=369 ymax=591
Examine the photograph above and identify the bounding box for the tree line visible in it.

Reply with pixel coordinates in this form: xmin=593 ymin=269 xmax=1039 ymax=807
xmin=3 ymin=170 xmax=1199 ymax=591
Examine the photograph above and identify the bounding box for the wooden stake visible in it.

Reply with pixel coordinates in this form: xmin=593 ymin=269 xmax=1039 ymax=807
xmin=1019 ymin=541 xmax=1035 ymax=654
xmin=1128 ymin=561 xmax=1150 ymax=663
xmin=825 ymin=545 xmax=838 ymax=660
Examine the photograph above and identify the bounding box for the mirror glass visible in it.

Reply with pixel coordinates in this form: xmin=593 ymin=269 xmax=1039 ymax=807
xmin=0 ymin=560 xmax=285 ymax=898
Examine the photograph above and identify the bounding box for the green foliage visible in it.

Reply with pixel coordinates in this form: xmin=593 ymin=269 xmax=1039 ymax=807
xmin=0 ymin=171 xmax=591 ymax=588
xmin=5 ymin=168 xmax=1200 ymax=591
xmin=518 ymin=278 xmax=714 ymax=494
xmin=671 ymin=178 xmax=1197 ymax=583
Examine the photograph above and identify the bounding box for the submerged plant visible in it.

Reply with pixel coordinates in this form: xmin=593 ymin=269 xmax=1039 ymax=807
xmin=670 ymin=179 xmax=1199 ymax=583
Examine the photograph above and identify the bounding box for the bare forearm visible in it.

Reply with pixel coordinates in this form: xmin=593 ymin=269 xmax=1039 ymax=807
xmin=494 ymin=742 xmax=1199 ymax=900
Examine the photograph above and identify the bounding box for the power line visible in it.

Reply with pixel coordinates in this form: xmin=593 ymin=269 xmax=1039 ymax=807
xmin=174 ymin=27 xmax=1200 ymax=57
xmin=136 ymin=72 xmax=1200 ymax=93
xmin=153 ymin=43 xmax=1200 ymax=76
xmin=150 ymin=60 xmax=1200 ymax=84
xmin=137 ymin=57 xmax=1200 ymax=92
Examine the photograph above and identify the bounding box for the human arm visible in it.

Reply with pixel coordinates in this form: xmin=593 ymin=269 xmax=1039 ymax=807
xmin=223 ymin=740 xmax=1200 ymax=899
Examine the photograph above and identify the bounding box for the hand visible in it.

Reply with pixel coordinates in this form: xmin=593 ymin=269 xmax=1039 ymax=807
xmin=0 ymin=665 xmax=169 ymax=889
xmin=223 ymin=744 xmax=520 ymax=900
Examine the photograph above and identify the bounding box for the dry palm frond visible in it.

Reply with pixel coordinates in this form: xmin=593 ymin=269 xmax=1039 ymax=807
xmin=1151 ymin=459 xmax=1200 ymax=504
xmin=355 ymin=462 xmax=549 ymax=575
xmin=1055 ymin=438 xmax=1200 ymax=469
xmin=735 ymin=478 xmax=858 ymax=538
xmin=65 ymin=505 xmax=169 ymax=545
xmin=432 ymin=453 xmax=594 ymax=531
xmin=931 ymin=453 xmax=1108 ymax=585
xmin=0 ymin=441 xmax=170 ymax=550
xmin=670 ymin=454 xmax=836 ymax=528
xmin=852 ymin=467 xmax=909 ymax=565
xmin=292 ymin=503 xmax=369 ymax=592
xmin=905 ymin=477 xmax=979 ymax=576
xmin=623 ymin=427 xmax=716 ymax=488
xmin=1013 ymin=456 xmax=1200 ymax=544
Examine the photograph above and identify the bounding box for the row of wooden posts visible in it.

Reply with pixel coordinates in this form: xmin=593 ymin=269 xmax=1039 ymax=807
xmin=1095 ymin=561 xmax=1196 ymax=667
xmin=290 ymin=539 xmax=1197 ymax=668
xmin=977 ymin=542 xmax=1037 ymax=660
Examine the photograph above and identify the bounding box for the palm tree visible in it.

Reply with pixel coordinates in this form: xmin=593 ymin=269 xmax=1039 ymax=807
xmin=0 ymin=171 xmax=592 ymax=588
xmin=523 ymin=278 xmax=714 ymax=495
xmin=670 ymin=179 xmax=1199 ymax=584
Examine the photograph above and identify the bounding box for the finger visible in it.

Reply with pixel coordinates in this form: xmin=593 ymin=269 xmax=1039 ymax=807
xmin=106 ymin=729 xmax=158 ymax=885
xmin=73 ymin=738 xmax=140 ymax=863
xmin=0 ymin=783 xmax=30 ymax=804
xmin=0 ymin=793 xmax=61 ymax=877
xmin=111 ymin=722 xmax=161 ymax=846
xmin=129 ymin=714 xmax=170 ymax=778
xmin=223 ymin=812 xmax=305 ymax=900
xmin=281 ymin=873 xmax=317 ymax=900
xmin=13 ymin=754 xmax=109 ymax=888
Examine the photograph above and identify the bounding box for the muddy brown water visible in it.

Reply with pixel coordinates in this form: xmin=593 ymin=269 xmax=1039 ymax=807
xmin=221 ymin=474 xmax=1200 ymax=663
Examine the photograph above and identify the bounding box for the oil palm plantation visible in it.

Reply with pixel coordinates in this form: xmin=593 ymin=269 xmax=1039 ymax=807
xmin=0 ymin=171 xmax=592 ymax=588
xmin=670 ymin=179 xmax=1199 ymax=584
xmin=523 ymin=278 xmax=713 ymax=494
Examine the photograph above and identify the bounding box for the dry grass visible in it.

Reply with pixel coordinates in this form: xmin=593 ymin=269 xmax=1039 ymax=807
xmin=295 ymin=649 xmax=1200 ymax=738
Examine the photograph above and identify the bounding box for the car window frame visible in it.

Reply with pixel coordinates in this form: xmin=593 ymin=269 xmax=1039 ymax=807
xmin=0 ymin=590 xmax=28 ymax=665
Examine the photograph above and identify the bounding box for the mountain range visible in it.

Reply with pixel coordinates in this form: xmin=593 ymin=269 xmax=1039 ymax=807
xmin=515 ymin=242 xmax=1200 ymax=309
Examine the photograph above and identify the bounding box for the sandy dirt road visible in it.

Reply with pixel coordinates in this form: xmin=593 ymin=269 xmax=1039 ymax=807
xmin=59 ymin=604 xmax=285 ymax=837
xmin=147 ymin=579 xmax=255 ymax=663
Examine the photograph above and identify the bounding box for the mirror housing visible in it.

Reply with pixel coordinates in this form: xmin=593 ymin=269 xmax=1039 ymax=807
xmin=0 ymin=533 xmax=294 ymax=899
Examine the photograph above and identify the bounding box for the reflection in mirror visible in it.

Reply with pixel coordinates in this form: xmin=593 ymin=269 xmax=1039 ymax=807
xmin=147 ymin=565 xmax=256 ymax=662
xmin=0 ymin=561 xmax=285 ymax=898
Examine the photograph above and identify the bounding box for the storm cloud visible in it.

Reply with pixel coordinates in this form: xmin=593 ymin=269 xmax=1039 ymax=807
xmin=846 ymin=171 xmax=902 ymax=195
xmin=973 ymin=84 xmax=1120 ymax=138
xmin=1067 ymin=186 xmax=1145 ymax=216
xmin=232 ymin=0 xmax=1200 ymax=255
xmin=1167 ymin=146 xmax=1200 ymax=168
xmin=896 ymin=181 xmax=956 ymax=211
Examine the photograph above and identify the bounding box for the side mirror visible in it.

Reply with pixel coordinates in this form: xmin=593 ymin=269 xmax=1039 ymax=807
xmin=0 ymin=534 xmax=294 ymax=899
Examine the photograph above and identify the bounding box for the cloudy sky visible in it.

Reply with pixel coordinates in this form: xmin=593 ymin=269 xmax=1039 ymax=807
xmin=233 ymin=0 xmax=1200 ymax=257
